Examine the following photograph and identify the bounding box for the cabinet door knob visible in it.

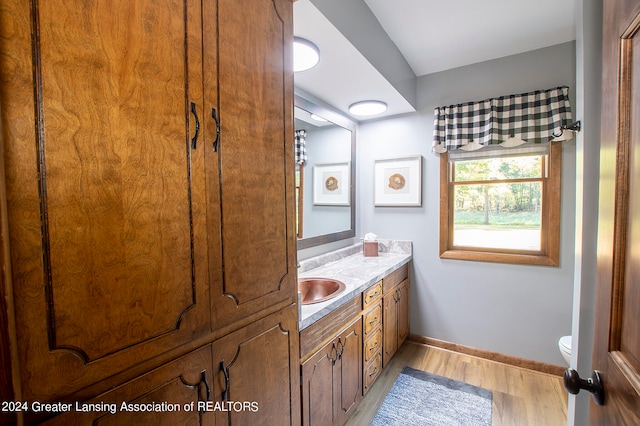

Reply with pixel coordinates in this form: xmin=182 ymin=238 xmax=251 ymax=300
xmin=220 ymin=360 xmax=230 ymax=401
xmin=190 ymin=102 xmax=200 ymax=149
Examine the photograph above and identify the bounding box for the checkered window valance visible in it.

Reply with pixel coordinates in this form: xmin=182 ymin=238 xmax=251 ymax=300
xmin=295 ymin=129 xmax=307 ymax=165
xmin=432 ymin=86 xmax=573 ymax=154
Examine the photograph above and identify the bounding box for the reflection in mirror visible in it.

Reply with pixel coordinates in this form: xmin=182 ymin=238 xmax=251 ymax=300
xmin=295 ymin=95 xmax=356 ymax=250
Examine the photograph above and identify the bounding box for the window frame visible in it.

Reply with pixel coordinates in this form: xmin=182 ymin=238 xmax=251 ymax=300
xmin=439 ymin=142 xmax=562 ymax=266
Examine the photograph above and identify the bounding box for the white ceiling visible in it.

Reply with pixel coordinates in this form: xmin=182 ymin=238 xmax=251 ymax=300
xmin=293 ymin=0 xmax=576 ymax=121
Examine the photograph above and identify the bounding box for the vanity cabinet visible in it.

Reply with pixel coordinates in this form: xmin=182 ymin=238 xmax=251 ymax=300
xmin=382 ymin=264 xmax=410 ymax=367
xmin=0 ymin=0 xmax=297 ymax=424
xmin=301 ymin=317 xmax=362 ymax=426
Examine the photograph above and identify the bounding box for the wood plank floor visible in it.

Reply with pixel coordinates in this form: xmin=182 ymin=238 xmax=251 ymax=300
xmin=345 ymin=341 xmax=568 ymax=426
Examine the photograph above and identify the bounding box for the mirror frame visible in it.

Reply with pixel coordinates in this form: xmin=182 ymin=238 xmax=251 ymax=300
xmin=295 ymin=94 xmax=356 ymax=250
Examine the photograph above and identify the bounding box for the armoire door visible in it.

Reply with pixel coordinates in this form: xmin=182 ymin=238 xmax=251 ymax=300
xmin=0 ymin=0 xmax=210 ymax=404
xmin=212 ymin=305 xmax=300 ymax=426
xmin=42 ymin=345 xmax=215 ymax=426
xmin=208 ymin=0 xmax=297 ymax=330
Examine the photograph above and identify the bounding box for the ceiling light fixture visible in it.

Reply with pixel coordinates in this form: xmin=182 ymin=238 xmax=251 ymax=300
xmin=310 ymin=113 xmax=327 ymax=122
xmin=348 ymin=100 xmax=388 ymax=116
xmin=293 ymin=37 xmax=320 ymax=72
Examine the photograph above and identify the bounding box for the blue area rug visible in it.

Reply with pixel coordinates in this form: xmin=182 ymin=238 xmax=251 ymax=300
xmin=371 ymin=366 xmax=492 ymax=426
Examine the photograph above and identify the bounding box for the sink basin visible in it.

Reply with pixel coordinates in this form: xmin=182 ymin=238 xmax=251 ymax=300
xmin=298 ymin=278 xmax=346 ymax=305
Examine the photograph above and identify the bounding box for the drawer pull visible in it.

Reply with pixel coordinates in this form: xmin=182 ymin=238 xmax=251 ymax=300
xmin=368 ymin=366 xmax=379 ymax=377
xmin=369 ymin=316 xmax=378 ymax=325
xmin=369 ymin=341 xmax=379 ymax=351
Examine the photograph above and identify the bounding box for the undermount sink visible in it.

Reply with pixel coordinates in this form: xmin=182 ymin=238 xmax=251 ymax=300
xmin=298 ymin=278 xmax=346 ymax=305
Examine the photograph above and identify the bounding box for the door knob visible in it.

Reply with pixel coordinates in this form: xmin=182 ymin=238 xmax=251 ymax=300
xmin=563 ymin=368 xmax=605 ymax=406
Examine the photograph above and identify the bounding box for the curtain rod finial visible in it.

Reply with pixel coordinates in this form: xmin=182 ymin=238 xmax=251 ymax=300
xmin=563 ymin=121 xmax=581 ymax=132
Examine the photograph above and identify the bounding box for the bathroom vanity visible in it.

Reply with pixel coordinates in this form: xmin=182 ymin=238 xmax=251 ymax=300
xmin=298 ymin=241 xmax=412 ymax=426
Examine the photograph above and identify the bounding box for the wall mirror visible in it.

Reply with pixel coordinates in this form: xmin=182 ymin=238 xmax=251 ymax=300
xmin=295 ymin=94 xmax=356 ymax=250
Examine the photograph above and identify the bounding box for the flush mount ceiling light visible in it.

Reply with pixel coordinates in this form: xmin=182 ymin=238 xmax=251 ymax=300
xmin=348 ymin=100 xmax=388 ymax=116
xmin=293 ymin=37 xmax=320 ymax=72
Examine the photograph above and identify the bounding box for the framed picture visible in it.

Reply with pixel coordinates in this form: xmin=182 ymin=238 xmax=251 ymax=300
xmin=374 ymin=155 xmax=422 ymax=206
xmin=313 ymin=162 xmax=350 ymax=205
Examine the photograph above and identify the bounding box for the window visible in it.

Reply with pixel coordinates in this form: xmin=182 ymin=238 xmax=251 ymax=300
xmin=439 ymin=142 xmax=561 ymax=266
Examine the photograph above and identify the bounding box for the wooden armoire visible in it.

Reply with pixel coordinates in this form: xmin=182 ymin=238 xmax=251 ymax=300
xmin=0 ymin=0 xmax=300 ymax=424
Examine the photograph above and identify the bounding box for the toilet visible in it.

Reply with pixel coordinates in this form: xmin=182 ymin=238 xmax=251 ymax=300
xmin=558 ymin=335 xmax=572 ymax=365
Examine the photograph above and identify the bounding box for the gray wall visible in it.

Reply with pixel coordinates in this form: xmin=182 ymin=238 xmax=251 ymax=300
xmin=357 ymin=42 xmax=577 ymax=365
xmin=569 ymin=1 xmax=602 ymax=424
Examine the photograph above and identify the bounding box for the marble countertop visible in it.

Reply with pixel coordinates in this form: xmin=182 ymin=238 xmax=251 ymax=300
xmin=298 ymin=240 xmax=412 ymax=330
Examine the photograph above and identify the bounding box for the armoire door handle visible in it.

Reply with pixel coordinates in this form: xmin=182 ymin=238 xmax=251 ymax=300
xmin=190 ymin=102 xmax=200 ymax=149
xmin=220 ymin=360 xmax=230 ymax=402
xmin=211 ymin=107 xmax=220 ymax=152
xmin=201 ymin=370 xmax=211 ymax=401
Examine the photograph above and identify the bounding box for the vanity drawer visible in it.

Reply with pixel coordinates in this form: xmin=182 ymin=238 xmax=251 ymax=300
xmin=363 ymin=351 xmax=382 ymax=395
xmin=383 ymin=263 xmax=408 ymax=294
xmin=363 ymin=326 xmax=381 ymax=363
xmin=363 ymin=302 xmax=382 ymax=336
xmin=362 ymin=280 xmax=382 ymax=307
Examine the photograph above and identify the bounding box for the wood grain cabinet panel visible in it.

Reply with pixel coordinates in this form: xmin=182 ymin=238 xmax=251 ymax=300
xmin=0 ymin=0 xmax=210 ymax=404
xmin=383 ymin=276 xmax=410 ymax=368
xmin=211 ymin=306 xmax=300 ymax=426
xmin=362 ymin=281 xmax=382 ymax=308
xmin=209 ymin=0 xmax=297 ymax=330
xmin=363 ymin=351 xmax=382 ymax=394
xmin=0 ymin=0 xmax=298 ymax=423
xmin=43 ymin=345 xmax=216 ymax=426
xmin=363 ymin=327 xmax=382 ymax=364
xmin=363 ymin=302 xmax=382 ymax=337
xmin=301 ymin=318 xmax=362 ymax=426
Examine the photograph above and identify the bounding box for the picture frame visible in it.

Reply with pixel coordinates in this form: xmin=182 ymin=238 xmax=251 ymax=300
xmin=374 ymin=155 xmax=422 ymax=206
xmin=313 ymin=162 xmax=351 ymax=205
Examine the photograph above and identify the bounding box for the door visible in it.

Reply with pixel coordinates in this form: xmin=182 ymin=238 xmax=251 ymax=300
xmin=397 ymin=279 xmax=410 ymax=347
xmin=592 ymin=0 xmax=640 ymax=423
xmin=212 ymin=305 xmax=300 ymax=426
xmin=209 ymin=0 xmax=297 ymax=330
xmin=382 ymin=290 xmax=398 ymax=367
xmin=42 ymin=345 xmax=215 ymax=426
xmin=335 ymin=318 xmax=362 ymax=425
xmin=0 ymin=0 xmax=210 ymax=404
xmin=301 ymin=339 xmax=338 ymax=426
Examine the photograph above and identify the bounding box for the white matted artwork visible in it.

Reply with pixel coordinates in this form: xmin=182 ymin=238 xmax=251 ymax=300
xmin=313 ymin=162 xmax=350 ymax=205
xmin=374 ymin=155 xmax=422 ymax=206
